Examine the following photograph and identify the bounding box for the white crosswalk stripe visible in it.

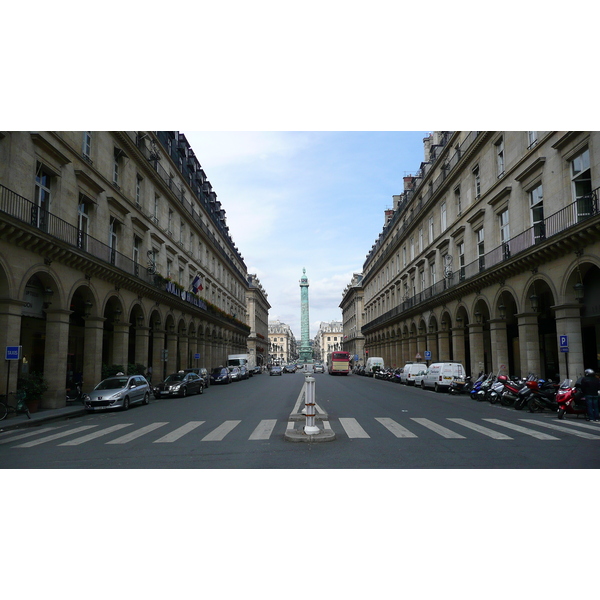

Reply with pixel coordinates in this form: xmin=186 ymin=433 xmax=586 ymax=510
xmin=519 ymin=420 xmax=600 ymax=440
xmin=375 ymin=417 xmax=418 ymax=438
xmin=483 ymin=419 xmax=559 ymax=440
xmin=154 ymin=421 xmax=205 ymax=443
xmin=201 ymin=420 xmax=241 ymax=441
xmin=411 ymin=418 xmax=466 ymax=438
xmin=14 ymin=425 xmax=99 ymax=448
xmin=105 ymin=422 xmax=168 ymax=444
xmin=59 ymin=424 xmax=133 ymax=445
xmin=0 ymin=424 xmax=70 ymax=444
xmin=249 ymin=419 xmax=277 ymax=440
xmin=447 ymin=418 xmax=513 ymax=439
xmin=339 ymin=417 xmax=370 ymax=438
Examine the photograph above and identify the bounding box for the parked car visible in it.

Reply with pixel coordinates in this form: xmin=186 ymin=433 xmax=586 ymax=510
xmin=270 ymin=366 xmax=283 ymax=376
xmin=250 ymin=365 xmax=262 ymax=375
xmin=421 ymin=362 xmax=466 ymax=392
xmin=210 ymin=367 xmax=232 ymax=385
xmin=228 ymin=366 xmax=242 ymax=381
xmin=412 ymin=367 xmax=428 ymax=388
xmin=154 ymin=371 xmax=204 ymax=398
xmin=313 ymin=364 xmax=325 ymax=373
xmin=400 ymin=363 xmax=427 ymax=385
xmin=85 ymin=373 xmax=150 ymax=412
xmin=239 ymin=365 xmax=250 ymax=380
xmin=283 ymin=364 xmax=296 ymax=373
xmin=183 ymin=367 xmax=210 ymax=388
xmin=365 ymin=357 xmax=385 ymax=377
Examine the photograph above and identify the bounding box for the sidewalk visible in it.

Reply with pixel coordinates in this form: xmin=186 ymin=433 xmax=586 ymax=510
xmin=0 ymin=403 xmax=87 ymax=433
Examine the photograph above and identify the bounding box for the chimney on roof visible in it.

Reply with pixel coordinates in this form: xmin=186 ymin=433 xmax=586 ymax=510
xmin=423 ymin=133 xmax=433 ymax=162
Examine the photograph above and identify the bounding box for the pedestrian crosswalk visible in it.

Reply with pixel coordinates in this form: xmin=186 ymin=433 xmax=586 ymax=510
xmin=1 ymin=417 xmax=599 ymax=448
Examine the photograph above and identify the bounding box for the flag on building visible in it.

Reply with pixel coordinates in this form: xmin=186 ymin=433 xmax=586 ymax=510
xmin=191 ymin=274 xmax=203 ymax=293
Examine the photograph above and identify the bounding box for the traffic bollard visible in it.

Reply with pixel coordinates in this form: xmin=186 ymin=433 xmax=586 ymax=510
xmin=303 ymin=376 xmax=319 ymax=435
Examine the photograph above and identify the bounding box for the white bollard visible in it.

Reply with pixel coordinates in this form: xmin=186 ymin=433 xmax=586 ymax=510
xmin=303 ymin=376 xmax=320 ymax=435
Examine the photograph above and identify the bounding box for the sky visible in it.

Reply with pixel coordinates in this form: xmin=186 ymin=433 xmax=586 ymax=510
xmin=183 ymin=131 xmax=428 ymax=339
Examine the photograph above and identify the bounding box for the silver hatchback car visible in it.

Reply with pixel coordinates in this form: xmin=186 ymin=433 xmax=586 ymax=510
xmin=85 ymin=374 xmax=150 ymax=411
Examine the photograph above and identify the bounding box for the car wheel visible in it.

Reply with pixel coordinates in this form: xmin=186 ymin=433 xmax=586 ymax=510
xmin=181 ymin=386 xmax=188 ymax=397
xmin=199 ymin=385 xmax=204 ymax=395
xmin=122 ymin=396 xmax=130 ymax=411
xmin=434 ymin=383 xmax=439 ymax=393
xmin=421 ymin=381 xmax=425 ymax=389
xmin=143 ymin=392 xmax=150 ymax=405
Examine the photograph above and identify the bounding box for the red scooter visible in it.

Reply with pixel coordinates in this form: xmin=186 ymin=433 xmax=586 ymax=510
xmin=555 ymin=378 xmax=587 ymax=419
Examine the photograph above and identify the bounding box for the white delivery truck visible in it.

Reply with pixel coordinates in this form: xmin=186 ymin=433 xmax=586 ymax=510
xmin=227 ymin=354 xmax=254 ymax=368
xmin=365 ymin=357 xmax=385 ymax=377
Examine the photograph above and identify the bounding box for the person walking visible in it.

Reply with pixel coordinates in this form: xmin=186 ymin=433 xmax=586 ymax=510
xmin=579 ymin=368 xmax=600 ymax=421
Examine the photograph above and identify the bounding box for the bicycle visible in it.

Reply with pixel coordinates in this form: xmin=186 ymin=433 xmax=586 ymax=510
xmin=0 ymin=390 xmax=31 ymax=421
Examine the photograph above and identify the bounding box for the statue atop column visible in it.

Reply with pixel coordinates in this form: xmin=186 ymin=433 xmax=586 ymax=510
xmin=299 ymin=268 xmax=313 ymax=363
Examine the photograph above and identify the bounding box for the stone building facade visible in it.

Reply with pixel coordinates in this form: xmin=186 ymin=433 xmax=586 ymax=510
xmin=314 ymin=320 xmax=343 ymax=366
xmin=268 ymin=320 xmax=297 ymax=365
xmin=246 ymin=274 xmax=270 ymax=367
xmin=340 ymin=273 xmax=365 ymax=365
xmin=361 ymin=131 xmax=600 ymax=379
xmin=0 ymin=131 xmax=251 ymax=408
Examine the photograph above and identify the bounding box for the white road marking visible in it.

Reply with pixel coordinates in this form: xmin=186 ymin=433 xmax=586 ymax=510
xmin=447 ymin=418 xmax=513 ymax=439
xmin=339 ymin=418 xmax=370 ymax=438
xmin=153 ymin=421 xmax=205 ymax=443
xmin=0 ymin=424 xmax=70 ymax=444
xmin=201 ymin=420 xmax=241 ymax=441
xmin=59 ymin=424 xmax=133 ymax=445
xmin=519 ymin=420 xmax=600 ymax=439
xmin=483 ymin=419 xmax=559 ymax=440
xmin=249 ymin=419 xmax=277 ymax=440
xmin=287 ymin=421 xmax=295 ymax=430
xmin=14 ymin=425 xmax=98 ymax=447
xmin=323 ymin=421 xmax=332 ymax=430
xmin=410 ymin=418 xmax=466 ymax=439
xmin=105 ymin=422 xmax=168 ymax=444
xmin=375 ymin=417 xmax=418 ymax=438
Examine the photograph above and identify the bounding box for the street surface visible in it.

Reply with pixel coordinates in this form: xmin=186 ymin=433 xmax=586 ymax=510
xmin=1 ymin=371 xmax=599 ymax=468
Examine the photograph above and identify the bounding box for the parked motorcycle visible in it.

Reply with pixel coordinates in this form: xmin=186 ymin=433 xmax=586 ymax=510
xmin=496 ymin=375 xmax=524 ymax=407
xmin=526 ymin=378 xmax=559 ymax=413
xmin=514 ymin=375 xmax=537 ymax=410
xmin=475 ymin=373 xmax=495 ymax=401
xmin=469 ymin=373 xmax=487 ymax=399
xmin=66 ymin=379 xmax=84 ymax=403
xmin=486 ymin=379 xmax=506 ymax=404
xmin=449 ymin=375 xmax=472 ymax=395
xmin=555 ymin=378 xmax=587 ymax=419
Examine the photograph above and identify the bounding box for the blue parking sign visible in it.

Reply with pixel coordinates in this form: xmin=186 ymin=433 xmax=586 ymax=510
xmin=559 ymin=335 xmax=568 ymax=348
xmin=424 ymin=350 xmax=432 ymax=360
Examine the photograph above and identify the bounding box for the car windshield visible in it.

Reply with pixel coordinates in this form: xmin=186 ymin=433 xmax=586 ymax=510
xmin=95 ymin=377 xmax=128 ymax=390
xmin=212 ymin=368 xmax=226 ymax=375
xmin=164 ymin=374 xmax=184 ymax=382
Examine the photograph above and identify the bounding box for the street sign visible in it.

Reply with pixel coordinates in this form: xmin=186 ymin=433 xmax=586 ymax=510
xmin=5 ymin=346 xmax=21 ymax=360
xmin=424 ymin=351 xmax=432 ymax=360
xmin=560 ymin=347 xmax=569 ymax=353
xmin=194 ymin=353 xmax=200 ymax=360
xmin=354 ymin=355 xmax=359 ymax=361
xmin=559 ymin=335 xmax=568 ymax=348
xmin=415 ymin=353 xmax=422 ymax=360
xmin=161 ymin=349 xmax=168 ymax=361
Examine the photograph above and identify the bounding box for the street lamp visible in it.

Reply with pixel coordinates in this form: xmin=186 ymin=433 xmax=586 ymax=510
xmin=529 ymin=294 xmax=539 ymax=312
xmin=498 ymin=303 xmax=506 ymax=320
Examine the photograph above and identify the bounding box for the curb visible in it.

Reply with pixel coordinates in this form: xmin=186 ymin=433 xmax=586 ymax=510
xmin=284 ymin=426 xmax=336 ymax=443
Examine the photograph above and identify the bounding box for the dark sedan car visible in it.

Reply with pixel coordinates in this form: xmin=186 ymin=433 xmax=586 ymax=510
xmin=269 ymin=366 xmax=283 ymax=376
xmin=210 ymin=367 xmax=232 ymax=385
xmin=154 ymin=371 xmax=204 ymax=398
xmin=183 ymin=367 xmax=210 ymax=388
xmin=283 ymin=364 xmax=296 ymax=373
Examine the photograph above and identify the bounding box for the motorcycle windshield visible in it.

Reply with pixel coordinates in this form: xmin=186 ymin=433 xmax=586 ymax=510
xmin=559 ymin=379 xmax=573 ymax=389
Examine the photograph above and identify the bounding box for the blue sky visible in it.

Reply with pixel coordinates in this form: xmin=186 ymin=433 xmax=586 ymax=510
xmin=183 ymin=131 xmax=428 ymax=338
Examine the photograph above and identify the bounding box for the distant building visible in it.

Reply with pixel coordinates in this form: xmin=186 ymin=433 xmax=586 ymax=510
xmin=268 ymin=320 xmax=297 ymax=365
xmin=246 ymin=274 xmax=270 ymax=367
xmin=340 ymin=273 xmax=365 ymax=364
xmin=314 ymin=320 xmax=343 ymax=366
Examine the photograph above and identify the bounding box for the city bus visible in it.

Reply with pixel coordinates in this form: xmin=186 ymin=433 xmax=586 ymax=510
xmin=328 ymin=351 xmax=350 ymax=375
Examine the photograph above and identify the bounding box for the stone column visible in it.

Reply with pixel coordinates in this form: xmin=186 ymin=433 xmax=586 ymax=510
xmin=408 ymin=335 xmax=417 ymax=362
xmin=135 ymin=326 xmax=150 ymax=370
xmin=451 ymin=327 xmax=466 ymax=368
xmin=166 ymin=331 xmax=178 ymax=374
xmin=43 ymin=309 xmax=72 ymax=408
xmin=112 ymin=323 xmax=130 ymax=368
xmin=553 ymin=304 xmax=584 ymax=380
xmin=489 ymin=319 xmax=509 ymax=375
xmin=438 ymin=329 xmax=450 ymax=362
xmin=517 ymin=312 xmax=541 ymax=378
xmin=468 ymin=323 xmax=485 ymax=378
xmin=416 ymin=332 xmax=427 ymax=361
xmin=0 ymin=299 xmax=24 ymax=394
xmin=178 ymin=334 xmax=189 ymax=370
xmin=83 ymin=317 xmax=105 ymax=393
xmin=426 ymin=332 xmax=438 ymax=363
xmin=152 ymin=329 xmax=165 ymax=381
xmin=401 ymin=335 xmax=409 ymax=366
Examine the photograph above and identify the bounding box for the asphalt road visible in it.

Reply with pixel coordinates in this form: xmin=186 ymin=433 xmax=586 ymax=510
xmin=1 ymin=371 xmax=599 ymax=468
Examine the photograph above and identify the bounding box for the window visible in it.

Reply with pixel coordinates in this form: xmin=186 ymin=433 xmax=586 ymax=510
xmin=571 ymin=149 xmax=592 ymax=221
xmin=168 ymin=209 xmax=173 ymax=234
xmin=527 ymin=132 xmax=538 ymax=149
xmin=499 ymin=209 xmax=510 ymax=259
xmin=109 ymin=217 xmax=118 ymax=264
xmin=34 ymin=163 xmax=52 ymax=231
xmin=477 ymin=228 xmax=485 ymax=271
xmin=530 ymin=184 xmax=544 ymax=242
xmin=430 ymin=262 xmax=436 ymax=286
xmin=455 ymin=186 xmax=462 ymax=216
xmin=77 ymin=197 xmax=89 ymax=251
xmin=133 ymin=236 xmax=141 ymax=275
xmin=458 ymin=241 xmax=465 ymax=280
xmin=402 ymin=246 xmax=407 ymax=267
xmin=178 ymin=267 xmax=184 ymax=286
xmin=411 ymin=276 xmax=416 ymax=297
xmin=167 ymin=259 xmax=172 ymax=279
xmin=153 ymin=195 xmax=159 ymax=223
xmin=418 ymin=227 xmax=423 ymax=253
xmin=410 ymin=236 xmax=415 ymax=261
xmin=496 ymin=138 xmax=505 ymax=178
xmin=190 ymin=232 xmax=195 ymax=257
xmin=473 ymin=165 xmax=481 ymax=199
xmin=113 ymin=149 xmax=121 ymax=186
xmin=428 ymin=215 xmax=434 ymax=242
xmin=82 ymin=132 xmax=92 ymax=160
xmin=135 ymin=176 xmax=142 ymax=207
xmin=440 ymin=201 xmax=447 ymax=232
xmin=419 ymin=269 xmax=425 ymax=292
xmin=180 ymin=220 xmax=185 ymax=245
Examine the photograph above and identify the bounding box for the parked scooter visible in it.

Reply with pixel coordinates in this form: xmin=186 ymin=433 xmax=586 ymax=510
xmin=496 ymin=375 xmax=524 ymax=407
xmin=469 ymin=373 xmax=487 ymax=399
xmin=555 ymin=378 xmax=587 ymax=419
xmin=514 ymin=374 xmax=536 ymax=410
xmin=526 ymin=378 xmax=559 ymax=413
xmin=66 ymin=379 xmax=84 ymax=403
xmin=487 ymin=378 xmax=507 ymax=404
xmin=449 ymin=374 xmax=472 ymax=395
xmin=475 ymin=373 xmax=495 ymax=402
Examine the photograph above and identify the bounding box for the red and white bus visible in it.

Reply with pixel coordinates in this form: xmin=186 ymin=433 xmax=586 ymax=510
xmin=328 ymin=351 xmax=350 ymax=375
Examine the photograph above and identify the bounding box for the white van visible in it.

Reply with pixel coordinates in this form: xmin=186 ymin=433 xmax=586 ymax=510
xmin=365 ymin=357 xmax=384 ymax=377
xmin=421 ymin=362 xmax=465 ymax=392
xmin=400 ymin=363 xmax=427 ymax=385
